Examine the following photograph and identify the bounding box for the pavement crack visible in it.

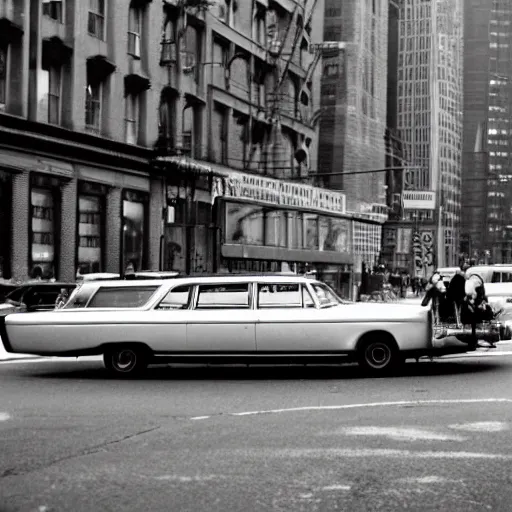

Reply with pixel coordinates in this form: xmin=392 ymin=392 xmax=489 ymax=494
xmin=0 ymin=426 xmax=161 ymax=479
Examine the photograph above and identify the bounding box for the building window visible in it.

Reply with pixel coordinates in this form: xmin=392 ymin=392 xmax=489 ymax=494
xmin=0 ymin=44 xmax=7 ymax=111
xmin=85 ymin=83 xmax=101 ymax=131
xmin=40 ymin=65 xmax=61 ymax=124
xmin=122 ymin=190 xmax=148 ymax=274
xmin=30 ymin=185 xmax=59 ymax=280
xmin=88 ymin=0 xmax=105 ymax=39
xmin=182 ymin=103 xmax=202 ymax=157
xmin=77 ymin=193 xmax=104 ymax=276
xmin=161 ymin=18 xmax=177 ymax=65
xmin=158 ymin=90 xmax=177 ymax=149
xmin=128 ymin=7 xmax=141 ymax=58
xmin=43 ymin=0 xmax=63 ymax=22
xmin=181 ymin=25 xmax=200 ymax=82
xmin=125 ymin=94 xmax=139 ymax=144
xmin=252 ymin=2 xmax=267 ymax=47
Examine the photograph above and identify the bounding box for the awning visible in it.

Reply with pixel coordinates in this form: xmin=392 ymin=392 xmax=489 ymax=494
xmin=0 ymin=18 xmax=23 ymax=45
xmin=154 ymin=156 xmax=214 ymax=176
xmin=86 ymin=55 xmax=116 ymax=86
xmin=124 ymin=73 xmax=151 ymax=96
xmin=42 ymin=36 xmax=73 ymax=69
xmin=160 ymin=85 xmax=180 ymax=101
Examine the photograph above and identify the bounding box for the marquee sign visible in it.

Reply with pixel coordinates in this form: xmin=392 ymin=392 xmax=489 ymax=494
xmin=212 ymin=174 xmax=347 ymax=215
xmin=402 ymin=191 xmax=436 ymax=210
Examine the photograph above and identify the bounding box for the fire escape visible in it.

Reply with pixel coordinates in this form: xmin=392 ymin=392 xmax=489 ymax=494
xmin=262 ymin=0 xmax=321 ymax=180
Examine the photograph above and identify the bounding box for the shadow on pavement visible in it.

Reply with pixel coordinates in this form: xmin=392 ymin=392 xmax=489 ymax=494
xmin=24 ymin=358 xmax=507 ymax=382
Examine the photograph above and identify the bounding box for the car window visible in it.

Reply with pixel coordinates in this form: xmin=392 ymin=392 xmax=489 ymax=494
xmin=196 ymin=283 xmax=250 ymax=309
xmin=86 ymin=286 xmax=159 ymax=308
xmin=258 ymin=283 xmax=303 ymax=308
xmin=64 ymin=286 xmax=96 ymax=309
xmin=5 ymin=287 xmax=28 ymax=303
xmin=157 ymin=285 xmax=192 ymax=310
xmin=311 ymin=283 xmax=342 ymax=308
xmin=302 ymin=286 xmax=316 ymax=308
xmin=27 ymin=290 xmax=60 ymax=307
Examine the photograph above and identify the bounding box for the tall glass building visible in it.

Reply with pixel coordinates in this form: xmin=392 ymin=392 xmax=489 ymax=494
xmin=462 ymin=0 xmax=512 ymax=264
xmin=397 ymin=0 xmax=463 ymax=269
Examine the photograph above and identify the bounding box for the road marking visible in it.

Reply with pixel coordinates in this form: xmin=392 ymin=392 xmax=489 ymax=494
xmin=448 ymin=421 xmax=509 ymax=432
xmin=0 ymin=412 xmax=10 ymax=421
xmin=154 ymin=474 xmax=223 ymax=482
xmin=190 ymin=416 xmax=211 ymax=421
xmin=245 ymin=448 xmax=512 ymax=461
xmin=222 ymin=398 xmax=512 ymax=419
xmin=320 ymin=485 xmax=352 ymax=491
xmin=398 ymin=476 xmax=460 ymax=484
xmin=338 ymin=426 xmax=466 ymax=442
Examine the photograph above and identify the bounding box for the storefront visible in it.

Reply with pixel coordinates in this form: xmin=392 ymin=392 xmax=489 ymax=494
xmin=0 ymin=169 xmax=12 ymax=279
xmin=211 ymin=172 xmax=354 ymax=298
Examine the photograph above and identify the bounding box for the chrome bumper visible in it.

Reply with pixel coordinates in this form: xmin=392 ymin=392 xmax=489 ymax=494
xmin=433 ymin=321 xmax=511 ymax=345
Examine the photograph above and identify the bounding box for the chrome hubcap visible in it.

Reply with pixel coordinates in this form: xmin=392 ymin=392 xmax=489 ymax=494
xmin=112 ymin=349 xmax=137 ymax=372
xmin=366 ymin=343 xmax=391 ymax=368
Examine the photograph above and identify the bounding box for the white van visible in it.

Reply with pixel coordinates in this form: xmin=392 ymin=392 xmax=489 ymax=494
xmin=465 ymin=265 xmax=512 ymax=284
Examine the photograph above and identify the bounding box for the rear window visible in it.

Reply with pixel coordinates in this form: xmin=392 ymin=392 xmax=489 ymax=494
xmin=86 ymin=286 xmax=158 ymax=308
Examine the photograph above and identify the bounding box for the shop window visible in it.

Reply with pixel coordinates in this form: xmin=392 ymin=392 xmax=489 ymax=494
xmin=43 ymin=0 xmax=63 ymax=22
xmin=39 ymin=65 xmax=61 ymax=124
xmin=85 ymin=83 xmax=102 ymax=131
xmin=0 ymin=172 xmax=11 ymax=279
xmin=0 ymin=44 xmax=7 ymax=111
xmin=30 ymin=184 xmax=59 ymax=280
xmin=77 ymin=188 xmax=105 ymax=277
xmin=225 ymin=202 xmax=264 ymax=245
xmin=289 ymin=211 xmax=303 ymax=249
xmin=122 ymin=190 xmax=148 ymax=274
xmin=304 ymin=214 xmax=319 ymax=250
xmin=88 ymin=0 xmax=105 ymax=39
xmin=125 ymin=94 xmax=139 ymax=144
xmin=265 ymin=209 xmax=287 ymax=247
xmin=128 ymin=7 xmax=141 ymax=58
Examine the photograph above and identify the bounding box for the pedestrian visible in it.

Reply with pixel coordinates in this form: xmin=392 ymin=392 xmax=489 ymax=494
xmin=55 ymin=288 xmax=69 ymax=309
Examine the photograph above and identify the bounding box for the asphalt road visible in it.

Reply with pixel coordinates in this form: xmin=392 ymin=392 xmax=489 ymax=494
xmin=1 ymin=354 xmax=512 ymax=512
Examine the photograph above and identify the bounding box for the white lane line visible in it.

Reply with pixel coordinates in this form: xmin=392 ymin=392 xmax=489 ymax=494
xmin=0 ymin=412 xmax=10 ymax=421
xmin=227 ymin=398 xmax=512 ymax=419
xmin=320 ymin=485 xmax=352 ymax=492
xmin=190 ymin=416 xmax=211 ymax=421
xmin=398 ymin=476 xmax=461 ymax=485
xmin=248 ymin=448 xmax=512 ymax=460
xmin=448 ymin=421 xmax=509 ymax=432
xmin=337 ymin=426 xmax=466 ymax=442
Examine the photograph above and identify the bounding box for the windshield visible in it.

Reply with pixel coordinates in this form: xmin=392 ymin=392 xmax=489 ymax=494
xmin=311 ymin=283 xmax=343 ymax=308
xmin=5 ymin=287 xmax=26 ymax=303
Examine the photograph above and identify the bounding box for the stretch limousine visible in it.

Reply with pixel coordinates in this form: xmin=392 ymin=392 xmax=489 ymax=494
xmin=0 ymin=274 xmax=473 ymax=377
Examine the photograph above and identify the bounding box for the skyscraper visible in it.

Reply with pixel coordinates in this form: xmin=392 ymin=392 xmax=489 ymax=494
xmin=319 ymin=0 xmax=389 ymax=213
xmin=462 ymin=0 xmax=512 ymax=264
xmin=396 ymin=0 xmax=463 ymax=272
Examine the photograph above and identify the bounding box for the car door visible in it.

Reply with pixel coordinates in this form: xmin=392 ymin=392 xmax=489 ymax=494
xmin=186 ymin=282 xmax=257 ymax=352
xmin=256 ymin=282 xmax=342 ymax=352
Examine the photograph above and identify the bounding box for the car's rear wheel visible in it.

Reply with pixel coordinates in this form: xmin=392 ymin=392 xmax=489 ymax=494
xmin=358 ymin=338 xmax=401 ymax=374
xmin=104 ymin=346 xmax=148 ymax=377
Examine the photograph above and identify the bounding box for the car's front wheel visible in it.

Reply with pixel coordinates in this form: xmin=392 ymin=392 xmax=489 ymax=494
xmin=104 ymin=346 xmax=148 ymax=377
xmin=358 ymin=338 xmax=401 ymax=374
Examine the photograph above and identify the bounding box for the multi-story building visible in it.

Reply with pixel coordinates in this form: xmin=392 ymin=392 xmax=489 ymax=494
xmin=1 ymin=0 xmax=379 ymax=298
xmin=462 ymin=0 xmax=512 ymax=264
xmin=394 ymin=0 xmax=463 ymax=275
xmin=0 ymin=0 xmax=160 ymax=282
xmin=317 ymin=0 xmax=389 ymax=278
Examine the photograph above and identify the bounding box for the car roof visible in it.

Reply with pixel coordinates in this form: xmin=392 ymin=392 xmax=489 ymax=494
xmin=76 ymin=274 xmax=315 ymax=288
xmin=11 ymin=282 xmax=76 ymax=288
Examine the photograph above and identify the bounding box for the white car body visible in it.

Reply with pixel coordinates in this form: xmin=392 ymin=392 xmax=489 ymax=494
xmin=0 ymin=275 xmax=475 ymax=375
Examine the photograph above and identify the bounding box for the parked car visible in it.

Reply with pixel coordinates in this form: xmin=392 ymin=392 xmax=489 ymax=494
xmin=0 ymin=274 xmax=479 ymax=377
xmin=0 ymin=282 xmax=77 ymax=318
